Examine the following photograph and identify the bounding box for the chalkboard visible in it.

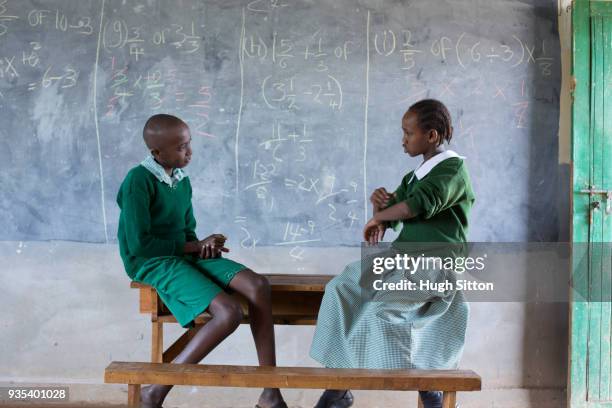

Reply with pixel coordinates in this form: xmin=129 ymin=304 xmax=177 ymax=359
xmin=0 ymin=0 xmax=561 ymax=252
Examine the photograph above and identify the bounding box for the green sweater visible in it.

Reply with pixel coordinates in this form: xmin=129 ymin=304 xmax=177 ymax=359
xmin=385 ymin=157 xmax=475 ymax=244
xmin=116 ymin=165 xmax=198 ymax=279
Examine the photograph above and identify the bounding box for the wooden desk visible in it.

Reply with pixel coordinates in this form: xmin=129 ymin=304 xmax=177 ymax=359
xmin=131 ymin=274 xmax=333 ymax=363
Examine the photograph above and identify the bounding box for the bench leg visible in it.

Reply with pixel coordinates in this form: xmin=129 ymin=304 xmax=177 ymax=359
xmin=151 ymin=321 xmax=163 ymax=363
xmin=127 ymin=384 xmax=141 ymax=407
xmin=442 ymin=391 xmax=456 ymax=408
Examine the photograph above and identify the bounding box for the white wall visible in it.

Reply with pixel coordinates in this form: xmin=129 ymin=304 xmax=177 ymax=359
xmin=1 ymin=241 xmax=567 ymax=408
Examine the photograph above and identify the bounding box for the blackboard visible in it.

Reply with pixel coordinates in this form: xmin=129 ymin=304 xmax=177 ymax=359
xmin=0 ymin=0 xmax=561 ymax=252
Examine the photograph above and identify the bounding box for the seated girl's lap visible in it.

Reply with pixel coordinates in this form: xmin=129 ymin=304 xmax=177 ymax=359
xmin=188 ymin=255 xmax=248 ymax=288
xmin=133 ymin=255 xmax=247 ymax=295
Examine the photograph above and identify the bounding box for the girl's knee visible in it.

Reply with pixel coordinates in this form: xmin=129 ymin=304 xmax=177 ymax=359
xmin=221 ymin=301 xmax=244 ymax=331
xmin=209 ymin=295 xmax=244 ymax=330
xmin=326 ymin=274 xmax=346 ymax=294
xmin=242 ymin=271 xmax=271 ymax=303
xmin=251 ymin=272 xmax=271 ymax=299
xmin=227 ymin=303 xmax=244 ymax=329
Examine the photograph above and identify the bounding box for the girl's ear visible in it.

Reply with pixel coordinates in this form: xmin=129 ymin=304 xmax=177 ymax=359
xmin=428 ymin=129 xmax=440 ymax=145
xmin=150 ymin=148 xmax=160 ymax=159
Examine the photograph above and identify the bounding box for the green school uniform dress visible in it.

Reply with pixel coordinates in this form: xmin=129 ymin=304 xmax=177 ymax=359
xmin=116 ymin=156 xmax=246 ymax=328
xmin=309 ymin=150 xmax=476 ymax=369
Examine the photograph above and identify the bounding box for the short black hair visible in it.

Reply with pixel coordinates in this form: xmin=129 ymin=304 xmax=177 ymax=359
xmin=407 ymin=99 xmax=453 ymax=146
xmin=143 ymin=114 xmax=186 ymax=149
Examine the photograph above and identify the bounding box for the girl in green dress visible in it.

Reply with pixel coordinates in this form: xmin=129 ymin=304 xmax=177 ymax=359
xmin=310 ymin=100 xmax=476 ymax=408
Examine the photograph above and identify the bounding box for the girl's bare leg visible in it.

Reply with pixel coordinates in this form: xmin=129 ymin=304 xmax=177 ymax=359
xmin=228 ymin=269 xmax=284 ymax=408
xmin=140 ymin=292 xmax=244 ymax=407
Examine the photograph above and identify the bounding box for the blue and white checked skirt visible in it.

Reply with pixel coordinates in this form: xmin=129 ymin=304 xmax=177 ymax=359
xmin=309 ymin=256 xmax=469 ymax=369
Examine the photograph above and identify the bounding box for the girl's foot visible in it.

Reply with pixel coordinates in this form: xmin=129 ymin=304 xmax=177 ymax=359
xmin=140 ymin=385 xmax=166 ymax=408
xmin=256 ymin=387 xmax=287 ymax=408
xmin=313 ymin=389 xmax=354 ymax=408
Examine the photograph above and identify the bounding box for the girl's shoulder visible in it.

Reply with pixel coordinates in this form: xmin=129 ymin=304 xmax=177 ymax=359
xmin=403 ymin=156 xmax=466 ymax=185
xmin=119 ymin=165 xmax=157 ymax=193
xmin=129 ymin=164 xmax=155 ymax=182
xmin=426 ymin=157 xmax=467 ymax=179
xmin=434 ymin=156 xmax=465 ymax=170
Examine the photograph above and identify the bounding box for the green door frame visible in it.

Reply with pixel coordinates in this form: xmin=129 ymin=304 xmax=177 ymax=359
xmin=570 ymin=1 xmax=612 ymax=407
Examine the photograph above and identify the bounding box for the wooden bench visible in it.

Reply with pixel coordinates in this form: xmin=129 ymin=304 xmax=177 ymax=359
xmin=108 ymin=274 xmax=481 ymax=407
xmin=105 ymin=361 xmax=481 ymax=408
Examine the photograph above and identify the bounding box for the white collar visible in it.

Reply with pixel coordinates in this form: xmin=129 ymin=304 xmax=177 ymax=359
xmin=140 ymin=155 xmax=186 ymax=188
xmin=412 ymin=150 xmax=466 ymax=181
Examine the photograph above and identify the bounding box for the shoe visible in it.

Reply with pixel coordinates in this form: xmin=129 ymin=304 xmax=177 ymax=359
xmin=418 ymin=390 xmax=442 ymax=408
xmin=255 ymin=402 xmax=288 ymax=408
xmin=314 ymin=389 xmax=354 ymax=408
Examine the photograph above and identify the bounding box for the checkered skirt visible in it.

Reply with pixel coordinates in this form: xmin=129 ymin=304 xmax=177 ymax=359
xmin=309 ymin=255 xmax=469 ymax=369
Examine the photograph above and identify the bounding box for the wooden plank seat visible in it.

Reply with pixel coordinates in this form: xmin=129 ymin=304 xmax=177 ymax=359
xmin=105 ymin=361 xmax=482 ymax=408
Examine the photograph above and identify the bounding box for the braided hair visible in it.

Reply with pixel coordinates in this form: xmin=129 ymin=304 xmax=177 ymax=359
xmin=407 ymin=99 xmax=453 ymax=146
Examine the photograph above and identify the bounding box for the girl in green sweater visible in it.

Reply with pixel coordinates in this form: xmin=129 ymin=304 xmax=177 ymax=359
xmin=116 ymin=114 xmax=286 ymax=408
xmin=310 ymin=100 xmax=475 ymax=408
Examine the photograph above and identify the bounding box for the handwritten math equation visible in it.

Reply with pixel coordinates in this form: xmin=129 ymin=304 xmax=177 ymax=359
xmin=0 ymin=0 xmax=560 ymax=257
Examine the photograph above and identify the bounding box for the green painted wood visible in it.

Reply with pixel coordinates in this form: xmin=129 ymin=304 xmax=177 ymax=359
xmin=599 ymin=17 xmax=612 ymax=401
xmin=570 ymin=0 xmax=592 ymax=406
xmin=591 ymin=1 xmax=612 ymax=17
xmin=572 ymin=6 xmax=612 ymax=406
xmin=588 ymin=14 xmax=612 ymax=404
xmin=572 ymin=0 xmax=592 ymax=236
xmin=587 ymin=16 xmax=604 ymax=402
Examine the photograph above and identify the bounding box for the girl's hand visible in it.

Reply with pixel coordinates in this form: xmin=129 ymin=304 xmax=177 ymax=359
xmin=370 ymin=188 xmax=395 ymax=209
xmin=198 ymin=234 xmax=229 ymax=259
xmin=363 ymin=218 xmax=386 ymax=245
